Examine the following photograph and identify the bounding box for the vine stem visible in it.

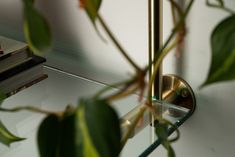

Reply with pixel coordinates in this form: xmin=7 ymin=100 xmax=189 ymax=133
xmin=106 ymin=84 xmax=139 ymax=102
xmin=206 ymin=0 xmax=235 ymax=14
xmin=94 ymin=78 xmax=135 ymax=99
xmin=170 ymin=0 xmax=177 ymax=26
xmin=97 ymin=14 xmax=141 ymax=72
xmin=169 ymin=0 xmax=184 ymax=16
xmin=148 ymin=39 xmax=179 ymax=99
xmin=0 ymin=106 xmax=61 ymax=116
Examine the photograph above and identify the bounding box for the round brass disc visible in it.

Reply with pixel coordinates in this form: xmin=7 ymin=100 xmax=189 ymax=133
xmin=162 ymin=74 xmax=196 ymax=116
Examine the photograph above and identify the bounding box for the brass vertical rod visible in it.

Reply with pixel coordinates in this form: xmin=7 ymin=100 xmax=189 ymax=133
xmin=153 ymin=0 xmax=163 ymax=100
xmin=149 ymin=0 xmax=163 ymax=142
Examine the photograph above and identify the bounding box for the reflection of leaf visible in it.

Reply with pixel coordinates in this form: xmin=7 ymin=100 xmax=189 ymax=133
xmin=23 ymin=0 xmax=52 ymax=55
xmin=0 ymin=120 xmax=25 ymax=146
xmin=155 ymin=123 xmax=175 ymax=157
xmin=38 ymin=99 xmax=121 ymax=157
xmin=0 ymin=90 xmax=6 ymax=106
xmin=202 ymin=15 xmax=235 ymax=87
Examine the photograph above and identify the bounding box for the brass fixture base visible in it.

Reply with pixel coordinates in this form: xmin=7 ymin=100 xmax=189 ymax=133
xmin=161 ymin=74 xmax=196 ymax=116
xmin=121 ymin=74 xmax=196 ymax=139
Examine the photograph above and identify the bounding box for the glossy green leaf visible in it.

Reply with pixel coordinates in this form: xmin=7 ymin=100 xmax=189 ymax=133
xmin=38 ymin=112 xmax=81 ymax=157
xmin=23 ymin=0 xmax=52 ymax=55
xmin=0 ymin=120 xmax=25 ymax=146
xmin=60 ymin=112 xmax=83 ymax=157
xmin=38 ymin=99 xmax=121 ymax=157
xmin=155 ymin=123 xmax=175 ymax=157
xmin=37 ymin=115 xmax=61 ymax=157
xmin=202 ymin=14 xmax=235 ymax=87
xmin=77 ymin=99 xmax=121 ymax=157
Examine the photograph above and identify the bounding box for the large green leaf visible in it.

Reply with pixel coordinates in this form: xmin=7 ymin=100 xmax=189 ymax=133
xmin=77 ymin=99 xmax=121 ymax=157
xmin=0 ymin=120 xmax=25 ymax=146
xmin=202 ymin=14 xmax=235 ymax=87
xmin=38 ymin=99 xmax=121 ymax=157
xmin=37 ymin=115 xmax=61 ymax=157
xmin=23 ymin=0 xmax=52 ymax=55
xmin=155 ymin=123 xmax=175 ymax=157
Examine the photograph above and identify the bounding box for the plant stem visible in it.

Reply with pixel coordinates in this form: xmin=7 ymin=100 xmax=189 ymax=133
xmin=169 ymin=0 xmax=184 ymax=16
xmin=97 ymin=14 xmax=141 ymax=72
xmin=106 ymin=84 xmax=139 ymax=102
xmin=170 ymin=1 xmax=177 ymax=26
xmin=148 ymin=39 xmax=179 ymax=99
xmin=0 ymin=106 xmax=61 ymax=116
xmin=94 ymin=78 xmax=135 ymax=99
xmin=206 ymin=0 xmax=235 ymax=14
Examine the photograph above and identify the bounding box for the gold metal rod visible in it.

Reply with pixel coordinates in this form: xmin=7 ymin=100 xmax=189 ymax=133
xmin=149 ymin=0 xmax=163 ymax=142
xmin=152 ymin=0 xmax=163 ymax=101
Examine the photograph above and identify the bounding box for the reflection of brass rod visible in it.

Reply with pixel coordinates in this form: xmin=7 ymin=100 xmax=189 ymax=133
xmin=162 ymin=81 xmax=181 ymax=100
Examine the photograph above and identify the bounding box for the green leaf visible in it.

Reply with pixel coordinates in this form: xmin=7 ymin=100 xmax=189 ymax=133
xmin=23 ymin=0 xmax=52 ymax=55
xmin=0 ymin=120 xmax=25 ymax=146
xmin=202 ymin=14 xmax=235 ymax=87
xmin=37 ymin=99 xmax=121 ymax=157
xmin=155 ymin=123 xmax=175 ymax=157
xmin=37 ymin=115 xmax=61 ymax=157
xmin=77 ymin=99 xmax=121 ymax=157
xmin=60 ymin=112 xmax=83 ymax=157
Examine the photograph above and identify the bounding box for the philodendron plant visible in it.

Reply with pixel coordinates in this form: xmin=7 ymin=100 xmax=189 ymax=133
xmin=0 ymin=0 xmax=235 ymax=157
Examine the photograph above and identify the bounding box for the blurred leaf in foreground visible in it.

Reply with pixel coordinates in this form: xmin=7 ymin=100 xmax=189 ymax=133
xmin=23 ymin=0 xmax=52 ymax=55
xmin=38 ymin=99 xmax=121 ymax=157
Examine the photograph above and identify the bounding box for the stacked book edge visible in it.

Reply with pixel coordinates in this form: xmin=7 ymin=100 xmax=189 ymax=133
xmin=0 ymin=35 xmax=48 ymax=97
